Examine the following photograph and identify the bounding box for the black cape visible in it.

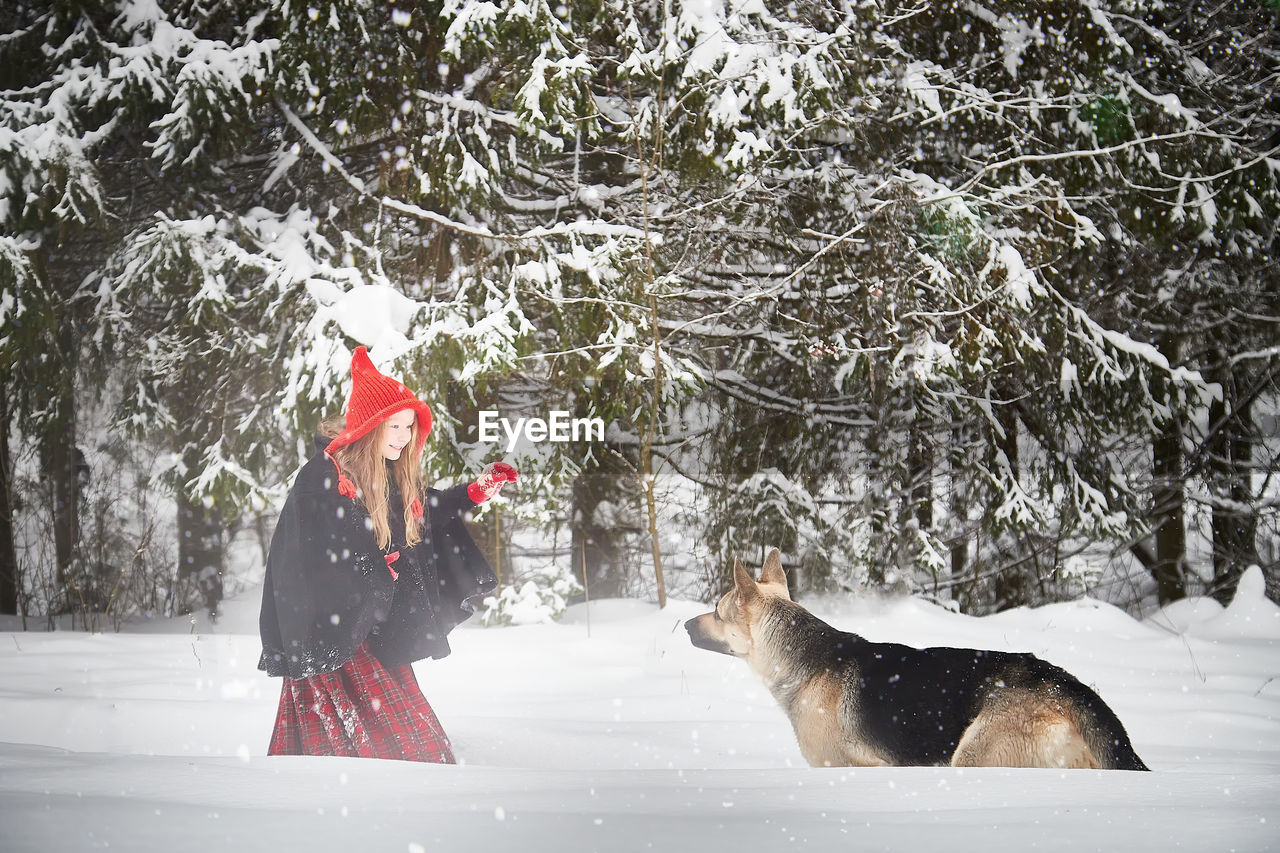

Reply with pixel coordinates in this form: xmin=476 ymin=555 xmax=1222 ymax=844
xmin=258 ymin=441 xmax=496 ymax=679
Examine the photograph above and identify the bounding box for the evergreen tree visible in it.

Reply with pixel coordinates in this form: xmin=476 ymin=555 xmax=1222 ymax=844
xmin=2 ymin=0 xmax=143 ymax=614
xmin=4 ymin=0 xmax=1276 ymax=622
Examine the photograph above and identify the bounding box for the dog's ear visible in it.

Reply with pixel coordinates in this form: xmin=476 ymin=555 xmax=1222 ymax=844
xmin=759 ymin=548 xmax=787 ymax=589
xmin=732 ymin=558 xmax=760 ymax=599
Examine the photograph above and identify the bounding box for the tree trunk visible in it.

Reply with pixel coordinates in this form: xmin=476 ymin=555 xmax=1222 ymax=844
xmin=40 ymin=330 xmax=82 ymax=613
xmin=864 ymin=420 xmax=892 ymax=585
xmin=44 ymin=433 xmax=81 ymax=595
xmin=641 ymin=438 xmax=667 ymax=608
xmin=0 ymin=390 xmax=19 ymax=614
xmin=1150 ymin=338 xmax=1187 ymax=604
xmin=947 ymin=423 xmax=970 ymax=597
xmin=642 ymin=288 xmax=668 ymax=609
xmin=992 ymin=406 xmax=1027 ymax=609
xmin=909 ymin=419 xmax=934 ymax=531
xmin=29 ymin=248 xmax=85 ymax=615
xmin=571 ymin=470 xmax=626 ymax=599
xmin=902 ymin=412 xmax=937 ymax=589
xmin=178 ymin=491 xmax=225 ymax=620
xmin=1208 ymin=365 xmax=1258 ymax=605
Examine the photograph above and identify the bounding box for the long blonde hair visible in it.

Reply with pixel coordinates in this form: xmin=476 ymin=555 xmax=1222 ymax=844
xmin=322 ymin=416 xmax=426 ymax=550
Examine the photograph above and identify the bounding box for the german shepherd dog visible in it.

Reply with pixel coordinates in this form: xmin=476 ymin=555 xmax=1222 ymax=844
xmin=685 ymin=550 xmax=1149 ymax=770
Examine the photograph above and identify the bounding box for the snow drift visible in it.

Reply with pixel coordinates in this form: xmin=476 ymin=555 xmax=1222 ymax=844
xmin=1 ymin=570 xmax=1277 ymax=852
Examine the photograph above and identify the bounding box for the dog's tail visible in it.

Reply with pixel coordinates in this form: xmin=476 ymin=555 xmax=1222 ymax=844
xmin=1054 ymin=668 xmax=1150 ymax=771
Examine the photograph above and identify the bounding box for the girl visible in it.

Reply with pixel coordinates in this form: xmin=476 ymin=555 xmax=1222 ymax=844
xmin=259 ymin=346 xmax=517 ymax=761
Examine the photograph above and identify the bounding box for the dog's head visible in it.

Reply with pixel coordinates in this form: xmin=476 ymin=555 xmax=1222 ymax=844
xmin=684 ymin=548 xmax=790 ymax=658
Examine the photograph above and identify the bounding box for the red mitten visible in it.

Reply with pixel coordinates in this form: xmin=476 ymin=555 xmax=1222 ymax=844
xmin=468 ymin=462 xmax=519 ymax=503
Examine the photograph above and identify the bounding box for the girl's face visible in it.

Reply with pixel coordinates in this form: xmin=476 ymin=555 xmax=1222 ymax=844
xmin=380 ymin=410 xmax=417 ymax=461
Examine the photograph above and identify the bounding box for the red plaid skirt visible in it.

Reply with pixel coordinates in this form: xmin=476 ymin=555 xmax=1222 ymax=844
xmin=267 ymin=644 xmax=455 ymax=763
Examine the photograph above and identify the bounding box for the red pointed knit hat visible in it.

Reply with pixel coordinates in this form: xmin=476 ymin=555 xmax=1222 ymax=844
xmin=323 ymin=347 xmax=433 ymax=502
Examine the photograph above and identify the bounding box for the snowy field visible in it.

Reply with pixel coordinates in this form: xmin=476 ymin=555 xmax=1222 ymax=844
xmin=2 ymin=569 xmax=1277 ymax=853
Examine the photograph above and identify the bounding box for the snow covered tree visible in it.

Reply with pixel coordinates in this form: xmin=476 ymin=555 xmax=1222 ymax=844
xmin=1003 ymin=0 xmax=1280 ymax=604
xmin=259 ymin=0 xmax=1278 ymax=609
xmin=3 ymin=0 xmax=290 ymax=617
xmin=6 ymin=0 xmax=1276 ymax=622
xmin=1123 ymin=1 xmax=1280 ymax=605
xmin=823 ymin=0 xmax=1280 ymax=608
xmin=2 ymin=0 xmax=131 ymax=614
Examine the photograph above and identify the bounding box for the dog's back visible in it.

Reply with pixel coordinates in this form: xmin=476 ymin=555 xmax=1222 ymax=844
xmin=825 ymin=634 xmax=1148 ymax=770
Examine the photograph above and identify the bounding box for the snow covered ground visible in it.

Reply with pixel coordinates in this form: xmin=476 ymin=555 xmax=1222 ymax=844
xmin=2 ymin=570 xmax=1277 ymax=852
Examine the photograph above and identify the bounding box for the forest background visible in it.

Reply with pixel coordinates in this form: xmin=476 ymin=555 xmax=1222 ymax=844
xmin=2 ymin=0 xmax=1278 ymax=628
